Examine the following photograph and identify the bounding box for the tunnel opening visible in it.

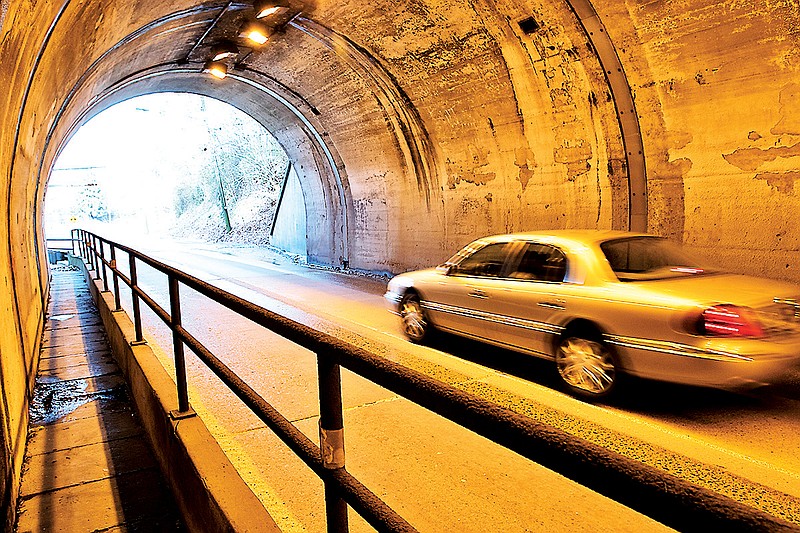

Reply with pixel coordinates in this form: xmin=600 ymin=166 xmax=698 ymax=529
xmin=44 ymin=92 xmax=308 ymax=260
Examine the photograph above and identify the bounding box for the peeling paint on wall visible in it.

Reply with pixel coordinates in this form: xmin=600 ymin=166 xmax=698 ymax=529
xmin=446 ymin=144 xmax=496 ymax=188
xmin=753 ymin=171 xmax=800 ymax=194
xmin=720 ymin=84 xmax=800 ymax=195
xmin=553 ymin=137 xmax=592 ymax=181
xmin=723 ymin=143 xmax=800 ymax=173
xmin=528 ymin=27 xmax=596 ymax=184
xmin=514 ymin=146 xmax=536 ymax=190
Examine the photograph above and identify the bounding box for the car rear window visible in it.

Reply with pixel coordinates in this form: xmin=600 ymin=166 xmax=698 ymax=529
xmin=601 ymin=236 xmax=715 ymax=281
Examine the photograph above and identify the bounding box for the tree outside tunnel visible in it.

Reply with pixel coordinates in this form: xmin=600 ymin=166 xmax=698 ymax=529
xmin=45 ymin=93 xmax=295 ymax=251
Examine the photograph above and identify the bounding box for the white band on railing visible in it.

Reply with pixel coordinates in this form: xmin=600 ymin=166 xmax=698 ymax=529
xmin=319 ymin=425 xmax=345 ymax=469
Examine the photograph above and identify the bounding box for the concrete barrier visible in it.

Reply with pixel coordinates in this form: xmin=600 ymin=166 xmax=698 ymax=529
xmin=78 ymin=258 xmax=279 ymax=532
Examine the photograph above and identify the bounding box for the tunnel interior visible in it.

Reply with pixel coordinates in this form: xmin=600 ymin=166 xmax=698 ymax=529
xmin=3 ymin=0 xmax=800 ymax=527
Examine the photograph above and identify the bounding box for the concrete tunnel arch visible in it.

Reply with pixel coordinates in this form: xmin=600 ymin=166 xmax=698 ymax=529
xmin=32 ymin=4 xmax=471 ymax=275
xmin=1 ymin=0 xmax=651 ymax=515
xmin=29 ymin=0 xmax=640 ymax=280
xmin=48 ymin=67 xmax=355 ymax=267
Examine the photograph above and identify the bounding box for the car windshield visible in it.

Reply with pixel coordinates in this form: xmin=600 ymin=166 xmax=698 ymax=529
xmin=600 ymin=236 xmax=717 ymax=281
xmin=440 ymin=240 xmax=490 ymax=269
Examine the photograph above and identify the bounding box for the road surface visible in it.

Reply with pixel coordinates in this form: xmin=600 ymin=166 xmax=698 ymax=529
xmin=103 ymin=239 xmax=800 ymax=531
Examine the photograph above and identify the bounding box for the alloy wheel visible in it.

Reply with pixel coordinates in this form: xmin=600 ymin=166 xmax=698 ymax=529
xmin=556 ymin=337 xmax=617 ymax=397
xmin=400 ymin=295 xmax=428 ymax=342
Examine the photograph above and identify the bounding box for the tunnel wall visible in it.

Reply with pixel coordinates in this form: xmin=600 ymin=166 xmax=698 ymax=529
xmin=291 ymin=0 xmax=628 ymax=271
xmin=271 ymin=165 xmax=309 ymax=256
xmin=596 ymin=0 xmax=800 ymax=280
xmin=2 ymin=0 xmax=800 ymax=526
xmin=0 ymin=1 xmax=59 ymax=526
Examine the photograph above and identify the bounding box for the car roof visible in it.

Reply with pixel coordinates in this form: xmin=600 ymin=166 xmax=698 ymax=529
xmin=477 ymin=229 xmax=652 ymax=247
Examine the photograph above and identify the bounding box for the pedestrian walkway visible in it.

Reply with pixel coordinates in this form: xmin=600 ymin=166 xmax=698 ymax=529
xmin=15 ymin=265 xmax=184 ymax=532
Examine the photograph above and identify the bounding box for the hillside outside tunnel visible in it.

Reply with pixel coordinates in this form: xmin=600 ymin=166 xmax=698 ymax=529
xmin=44 ymin=92 xmax=306 ymax=256
xmin=2 ymin=0 xmax=800 ymax=529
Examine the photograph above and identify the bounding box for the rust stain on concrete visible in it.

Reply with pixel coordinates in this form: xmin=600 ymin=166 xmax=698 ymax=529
xmin=753 ymin=171 xmax=800 ymax=194
xmin=446 ymin=145 xmax=496 ymax=188
xmin=723 ymin=143 xmax=800 ymax=172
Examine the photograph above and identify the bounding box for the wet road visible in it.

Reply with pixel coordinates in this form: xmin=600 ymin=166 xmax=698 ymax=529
xmin=107 ymin=240 xmax=800 ymax=531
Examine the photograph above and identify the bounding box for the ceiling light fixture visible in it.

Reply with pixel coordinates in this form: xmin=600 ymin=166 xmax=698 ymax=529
xmin=240 ymin=22 xmax=271 ymax=45
xmin=254 ymin=0 xmax=289 ymax=19
xmin=203 ymin=60 xmax=228 ymax=79
xmin=210 ymin=40 xmax=239 ymax=61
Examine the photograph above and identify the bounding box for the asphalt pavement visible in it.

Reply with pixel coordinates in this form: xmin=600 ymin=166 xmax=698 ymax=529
xmin=25 ymin=239 xmax=800 ymax=531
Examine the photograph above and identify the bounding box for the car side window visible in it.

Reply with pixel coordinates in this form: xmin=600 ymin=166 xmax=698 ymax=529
xmin=451 ymin=243 xmax=510 ymax=278
xmin=508 ymin=243 xmax=567 ymax=282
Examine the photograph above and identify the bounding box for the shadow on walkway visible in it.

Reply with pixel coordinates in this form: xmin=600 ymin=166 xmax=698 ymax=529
xmin=15 ymin=264 xmax=184 ymax=532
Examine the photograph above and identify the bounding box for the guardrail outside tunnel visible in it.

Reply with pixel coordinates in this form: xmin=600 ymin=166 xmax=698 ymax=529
xmin=61 ymin=228 xmax=796 ymax=532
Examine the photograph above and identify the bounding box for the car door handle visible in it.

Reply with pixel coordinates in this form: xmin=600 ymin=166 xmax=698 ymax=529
xmin=538 ymin=300 xmax=565 ymax=310
xmin=468 ymin=289 xmax=488 ymax=299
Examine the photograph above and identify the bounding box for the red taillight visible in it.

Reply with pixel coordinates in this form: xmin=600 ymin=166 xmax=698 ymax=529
xmin=702 ymin=305 xmax=763 ymax=337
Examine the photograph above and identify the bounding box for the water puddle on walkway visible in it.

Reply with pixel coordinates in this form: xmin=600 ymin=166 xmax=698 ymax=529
xmin=30 ymin=376 xmax=127 ymax=425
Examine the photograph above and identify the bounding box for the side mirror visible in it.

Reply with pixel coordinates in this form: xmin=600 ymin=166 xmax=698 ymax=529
xmin=438 ymin=263 xmax=456 ymax=275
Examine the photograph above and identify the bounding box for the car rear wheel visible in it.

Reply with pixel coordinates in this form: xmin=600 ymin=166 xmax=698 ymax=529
xmin=556 ymin=335 xmax=618 ymax=400
xmin=400 ymin=293 xmax=430 ymax=343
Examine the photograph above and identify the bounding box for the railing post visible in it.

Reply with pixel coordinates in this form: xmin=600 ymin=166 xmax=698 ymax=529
xmin=83 ymin=232 xmax=92 ymax=270
xmin=129 ymin=254 xmax=146 ymax=345
xmin=169 ymin=275 xmax=192 ymax=416
xmin=93 ymin=235 xmax=101 ymax=280
xmin=110 ymin=245 xmax=121 ymax=311
xmin=318 ymin=353 xmax=348 ymax=533
xmin=78 ymin=230 xmax=85 ymax=261
xmin=99 ymin=238 xmax=109 ymax=291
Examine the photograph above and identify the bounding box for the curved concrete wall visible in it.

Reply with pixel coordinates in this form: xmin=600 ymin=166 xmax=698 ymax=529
xmin=2 ymin=0 xmax=799 ymax=525
xmin=597 ymin=1 xmax=800 ymax=280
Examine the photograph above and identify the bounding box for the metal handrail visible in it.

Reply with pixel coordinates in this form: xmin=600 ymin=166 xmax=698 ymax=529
xmin=71 ymin=228 xmax=796 ymax=532
xmin=45 ymin=237 xmax=78 ymax=253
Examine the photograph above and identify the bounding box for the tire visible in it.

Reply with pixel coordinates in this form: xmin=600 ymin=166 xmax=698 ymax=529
xmin=399 ymin=293 xmax=430 ymax=343
xmin=555 ymin=332 xmax=619 ymax=400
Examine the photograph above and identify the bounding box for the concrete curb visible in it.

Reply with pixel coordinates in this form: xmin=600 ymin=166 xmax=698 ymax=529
xmin=79 ymin=260 xmax=279 ymax=533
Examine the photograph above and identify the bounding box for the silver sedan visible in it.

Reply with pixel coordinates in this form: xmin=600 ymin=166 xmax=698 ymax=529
xmin=385 ymin=230 xmax=800 ymax=400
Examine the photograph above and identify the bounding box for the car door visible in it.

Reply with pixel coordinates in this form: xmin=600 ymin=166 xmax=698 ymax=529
xmin=426 ymin=241 xmax=519 ymax=337
xmin=482 ymin=242 xmax=570 ymax=356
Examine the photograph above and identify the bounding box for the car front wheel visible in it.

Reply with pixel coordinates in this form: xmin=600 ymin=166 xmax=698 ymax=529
xmin=556 ymin=335 xmax=618 ymax=400
xmin=399 ymin=293 xmax=430 ymax=343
